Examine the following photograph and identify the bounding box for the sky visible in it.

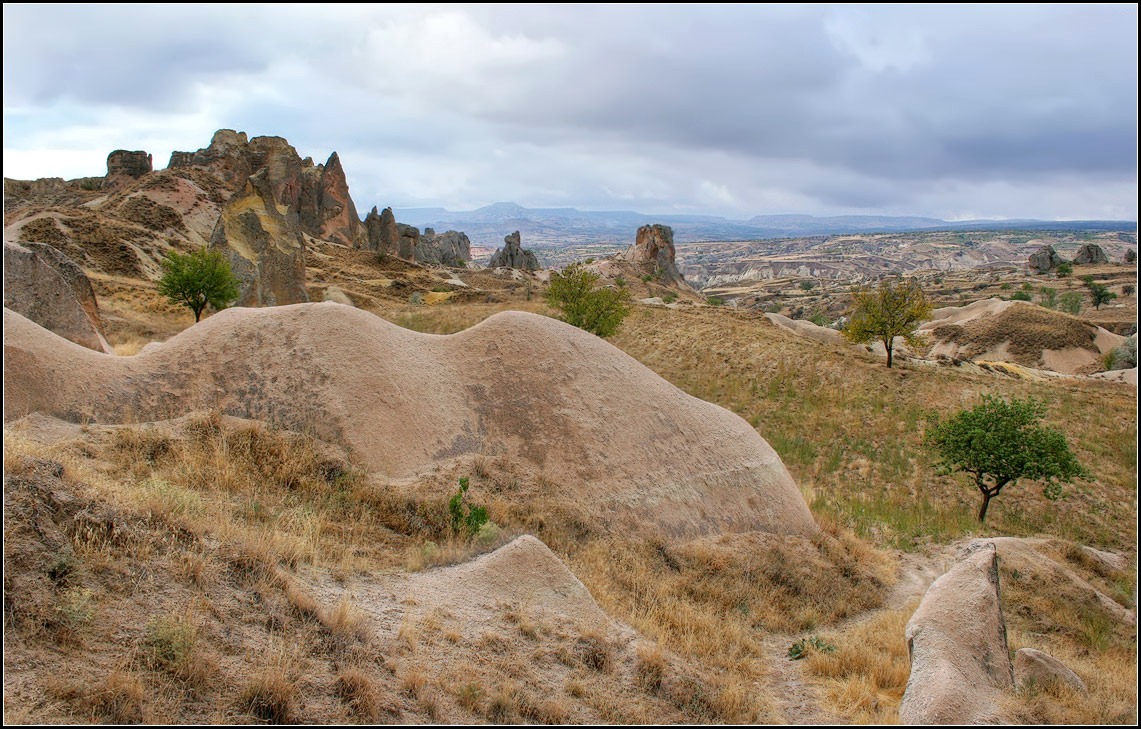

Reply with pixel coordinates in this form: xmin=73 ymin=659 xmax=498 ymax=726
xmin=3 ymin=4 xmax=1138 ymax=221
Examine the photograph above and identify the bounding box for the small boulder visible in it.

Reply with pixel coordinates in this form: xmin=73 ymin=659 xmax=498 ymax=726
xmin=1014 ymin=648 xmax=1087 ymax=694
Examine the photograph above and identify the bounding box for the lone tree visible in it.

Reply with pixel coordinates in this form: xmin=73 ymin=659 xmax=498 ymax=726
xmin=842 ymin=277 xmax=932 ymax=368
xmin=1087 ymin=282 xmax=1117 ymax=310
xmin=545 ymin=262 xmax=631 ymax=337
xmin=157 ymin=247 xmax=240 ymax=322
xmin=926 ymin=395 xmax=1086 ymax=523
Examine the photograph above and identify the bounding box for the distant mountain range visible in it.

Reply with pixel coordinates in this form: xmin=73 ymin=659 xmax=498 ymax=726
xmin=394 ymin=202 xmax=1135 ymax=248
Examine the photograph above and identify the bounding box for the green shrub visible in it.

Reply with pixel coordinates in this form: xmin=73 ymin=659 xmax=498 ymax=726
xmin=799 ymin=280 xmax=815 ymax=291
xmin=546 ymin=263 xmax=631 ymax=337
xmin=1104 ymin=338 xmax=1137 ymax=371
xmin=1056 ymin=263 xmax=1073 ymax=277
xmin=788 ymin=636 xmax=836 ymax=660
xmin=449 ymin=477 xmax=489 ymax=537
xmin=662 ymin=292 xmax=678 ymax=304
xmin=1059 ymin=291 xmax=1083 ymax=315
xmin=1010 ymin=291 xmax=1032 ymax=301
xmin=706 ymin=296 xmax=724 ymax=307
xmin=1038 ymin=287 xmax=1057 ymax=309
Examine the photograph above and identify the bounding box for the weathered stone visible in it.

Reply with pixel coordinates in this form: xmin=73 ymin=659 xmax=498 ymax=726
xmin=3 ymin=241 xmax=111 ymax=352
xmin=899 ymin=543 xmax=1013 ymax=724
xmin=167 ymin=129 xmax=253 ymax=190
xmin=1073 ymin=243 xmax=1109 ymax=265
xmin=419 ymin=229 xmax=471 ymax=267
xmin=625 ymin=224 xmax=684 ymax=285
xmin=105 ymin=150 xmax=152 ymax=179
xmin=1014 ymin=648 xmax=1087 ymax=694
xmin=363 ymin=206 xmax=400 ymax=255
xmin=1028 ymin=245 xmax=1066 ymax=273
xmin=310 ymin=152 xmax=362 ymax=247
xmin=397 ymin=223 xmax=420 ymax=261
xmin=489 ymin=231 xmax=540 ymax=271
xmin=209 ymin=168 xmax=309 ymax=307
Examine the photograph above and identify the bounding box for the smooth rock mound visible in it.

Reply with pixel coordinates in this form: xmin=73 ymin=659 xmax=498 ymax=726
xmin=899 ymin=543 xmax=1013 ymax=724
xmin=1014 ymin=647 xmax=1087 ymax=694
xmin=3 ymin=304 xmax=816 ymax=538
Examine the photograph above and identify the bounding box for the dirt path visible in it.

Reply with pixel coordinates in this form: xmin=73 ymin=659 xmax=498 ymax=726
xmin=760 ymin=632 xmax=848 ymax=725
xmin=760 ymin=547 xmax=953 ymax=724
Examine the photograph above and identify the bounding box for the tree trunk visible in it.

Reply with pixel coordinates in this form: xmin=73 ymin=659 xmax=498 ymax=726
xmin=978 ymin=492 xmax=992 ymax=522
xmin=885 ymin=339 xmax=894 ymax=368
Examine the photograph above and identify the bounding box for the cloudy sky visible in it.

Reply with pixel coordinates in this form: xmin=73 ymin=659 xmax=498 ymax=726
xmin=3 ymin=4 xmax=1137 ymax=221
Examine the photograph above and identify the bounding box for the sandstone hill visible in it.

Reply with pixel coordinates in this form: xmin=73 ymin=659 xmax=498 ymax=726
xmin=4 ymin=303 xmax=816 ymax=539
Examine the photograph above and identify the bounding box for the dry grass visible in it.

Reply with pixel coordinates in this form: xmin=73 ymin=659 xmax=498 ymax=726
xmin=932 ymin=303 xmax=1100 ymax=362
xmin=802 ymin=605 xmax=914 ymax=723
xmin=237 ymin=643 xmax=300 ymax=724
xmin=334 ymin=668 xmax=382 ymax=720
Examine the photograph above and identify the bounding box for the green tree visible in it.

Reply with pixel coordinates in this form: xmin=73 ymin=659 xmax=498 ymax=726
xmin=1055 ymin=262 xmax=1073 ymax=277
xmin=157 ymin=248 xmax=240 ymax=322
xmin=1087 ymin=282 xmax=1117 ymax=310
xmin=545 ymin=262 xmax=631 ymax=337
xmin=842 ymin=277 xmax=933 ymax=368
xmin=926 ymin=395 xmax=1086 ymax=523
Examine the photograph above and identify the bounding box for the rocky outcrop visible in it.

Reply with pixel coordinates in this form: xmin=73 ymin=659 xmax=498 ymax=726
xmin=3 ymin=241 xmax=111 ymax=353
xmin=1014 ymin=648 xmax=1087 ymax=694
xmin=489 ymin=231 xmax=540 ymax=270
xmin=1028 ymin=245 xmax=1066 ymax=273
xmin=625 ymin=224 xmax=684 ymax=285
xmin=168 ymin=129 xmax=254 ymax=191
xmin=1126 ymin=249 xmax=1137 ymax=264
xmin=397 ymin=223 xmax=420 ymax=261
xmin=899 ymin=543 xmax=1013 ymax=724
xmin=419 ymin=228 xmax=471 ymax=267
xmin=363 ymin=206 xmax=400 ymax=255
xmin=105 ymin=150 xmax=152 ymax=179
xmin=1073 ymin=243 xmax=1109 ymax=265
xmin=209 ymin=167 xmax=309 ymax=307
xmin=308 ymin=152 xmax=362 ymax=247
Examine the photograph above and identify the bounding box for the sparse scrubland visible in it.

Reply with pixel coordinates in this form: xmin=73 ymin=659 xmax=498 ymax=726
xmin=4 ymin=246 xmax=1136 ymax=724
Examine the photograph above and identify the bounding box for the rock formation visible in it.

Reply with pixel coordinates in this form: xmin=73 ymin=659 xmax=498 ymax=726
xmin=4 ymin=304 xmax=818 ymax=539
xmin=209 ymin=166 xmax=309 ymax=307
xmin=363 ymin=206 xmax=400 ymax=255
xmin=308 ymin=152 xmax=362 ymax=247
xmin=105 ymin=150 xmax=153 ymax=179
xmin=419 ymin=228 xmax=471 ymax=267
xmin=1126 ymin=248 xmax=1137 ymax=264
xmin=397 ymin=223 xmax=421 ymax=261
xmin=168 ymin=129 xmax=255 ymax=191
xmin=489 ymin=231 xmax=540 ymax=270
xmin=3 ymin=241 xmax=111 ymax=353
xmin=899 ymin=543 xmax=1013 ymax=724
xmin=1028 ymin=245 xmax=1066 ymax=273
xmin=624 ymin=224 xmax=684 ymax=285
xmin=1073 ymin=243 xmax=1109 ymax=265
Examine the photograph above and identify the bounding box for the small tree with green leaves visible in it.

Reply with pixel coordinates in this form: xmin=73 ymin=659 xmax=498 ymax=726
xmin=157 ymin=248 xmax=240 ymax=322
xmin=448 ymin=476 xmax=488 ymax=536
xmin=1059 ymin=291 xmax=1083 ymax=315
xmin=926 ymin=395 xmax=1086 ymax=523
xmin=1055 ymin=262 xmax=1073 ymax=277
xmin=1087 ymin=282 xmax=1117 ymax=310
xmin=545 ymin=262 xmax=631 ymax=337
xmin=842 ymin=277 xmax=932 ymax=368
